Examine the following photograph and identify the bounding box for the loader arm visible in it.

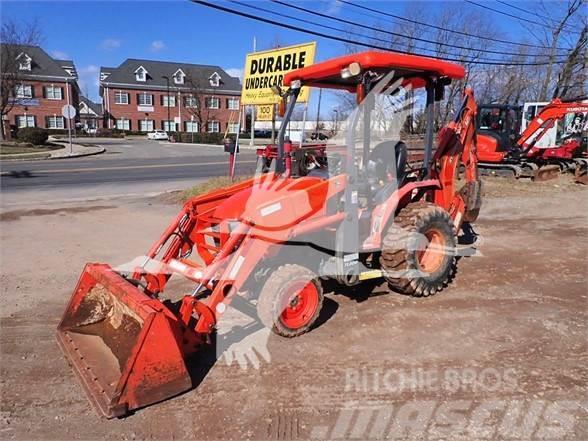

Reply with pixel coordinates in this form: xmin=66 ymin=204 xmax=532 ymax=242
xmin=517 ymin=99 xmax=588 ymax=154
xmin=432 ymin=87 xmax=481 ymax=228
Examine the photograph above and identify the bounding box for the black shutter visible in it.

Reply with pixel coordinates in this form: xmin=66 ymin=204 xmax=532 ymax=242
xmin=160 ymin=95 xmax=164 ymax=106
xmin=137 ymin=93 xmax=141 ymax=105
xmin=43 ymin=87 xmax=47 ymax=99
xmin=60 ymin=87 xmax=64 ymax=100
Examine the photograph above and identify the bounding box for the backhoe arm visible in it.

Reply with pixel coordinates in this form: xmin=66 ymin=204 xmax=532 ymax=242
xmin=517 ymin=99 xmax=588 ymax=154
xmin=432 ymin=87 xmax=481 ymax=228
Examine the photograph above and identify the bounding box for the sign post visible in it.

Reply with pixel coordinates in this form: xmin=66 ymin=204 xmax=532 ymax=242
xmin=61 ymin=104 xmax=77 ymax=155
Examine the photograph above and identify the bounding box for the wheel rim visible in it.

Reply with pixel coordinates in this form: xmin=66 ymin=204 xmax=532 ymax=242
xmin=279 ymin=280 xmax=319 ymax=330
xmin=417 ymin=229 xmax=446 ymax=273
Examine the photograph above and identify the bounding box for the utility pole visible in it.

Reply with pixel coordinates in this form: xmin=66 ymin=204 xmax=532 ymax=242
xmin=315 ymin=87 xmax=322 ymax=136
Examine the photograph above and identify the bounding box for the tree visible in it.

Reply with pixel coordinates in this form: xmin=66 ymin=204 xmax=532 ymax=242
xmin=553 ymin=25 xmax=587 ymax=99
xmin=537 ymin=0 xmax=583 ymax=100
xmin=0 ymin=20 xmax=43 ymax=140
xmin=183 ymin=75 xmax=218 ymax=133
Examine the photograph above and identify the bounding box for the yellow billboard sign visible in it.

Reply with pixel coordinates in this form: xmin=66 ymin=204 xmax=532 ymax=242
xmin=241 ymin=42 xmax=316 ymax=105
xmin=256 ymin=104 xmax=275 ymax=121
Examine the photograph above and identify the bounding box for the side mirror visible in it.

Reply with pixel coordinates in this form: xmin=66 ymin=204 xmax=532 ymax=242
xmin=277 ymin=98 xmax=286 ymax=117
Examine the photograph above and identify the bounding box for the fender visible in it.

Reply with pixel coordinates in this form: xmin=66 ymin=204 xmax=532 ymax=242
xmin=363 ymin=179 xmax=441 ymax=249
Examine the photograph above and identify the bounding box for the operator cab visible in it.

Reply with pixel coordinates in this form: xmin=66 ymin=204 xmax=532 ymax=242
xmin=476 ymin=104 xmax=522 ymax=152
xmin=267 ymin=51 xmax=464 ymax=204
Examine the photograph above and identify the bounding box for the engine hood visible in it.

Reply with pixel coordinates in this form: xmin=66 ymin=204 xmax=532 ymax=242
xmin=213 ymin=176 xmax=329 ymax=229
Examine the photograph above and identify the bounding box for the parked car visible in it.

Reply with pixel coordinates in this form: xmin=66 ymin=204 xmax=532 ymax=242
xmin=147 ymin=130 xmax=169 ymax=140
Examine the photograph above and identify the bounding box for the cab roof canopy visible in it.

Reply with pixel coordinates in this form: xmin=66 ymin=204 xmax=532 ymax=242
xmin=283 ymin=51 xmax=465 ymax=92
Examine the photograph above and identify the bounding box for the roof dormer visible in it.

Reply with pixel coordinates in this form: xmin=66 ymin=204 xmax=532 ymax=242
xmin=209 ymin=71 xmax=221 ymax=87
xmin=16 ymin=52 xmax=32 ymax=71
xmin=173 ymin=69 xmax=185 ymax=85
xmin=135 ymin=65 xmax=148 ymax=82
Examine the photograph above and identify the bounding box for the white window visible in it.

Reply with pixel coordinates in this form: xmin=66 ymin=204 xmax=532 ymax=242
xmin=207 ymin=121 xmax=220 ymax=133
xmin=116 ymin=118 xmax=130 ymax=130
xmin=227 ymin=122 xmax=239 ymax=134
xmin=17 ymin=53 xmax=31 ymax=71
xmin=163 ymin=120 xmax=176 ymax=132
xmin=139 ymin=120 xmax=154 ymax=132
xmin=209 ymin=72 xmax=221 ymax=87
xmin=47 ymin=116 xmax=65 ymax=129
xmin=138 ymin=93 xmax=153 ymax=106
xmin=162 ymin=95 xmax=176 ymax=107
xmin=185 ymin=121 xmax=199 ymax=132
xmin=173 ymin=69 xmax=185 ymax=85
xmin=184 ymin=96 xmax=198 ymax=108
xmin=45 ymin=85 xmax=62 ymax=100
xmin=206 ymin=97 xmax=220 ymax=109
xmin=227 ymin=98 xmax=239 ymax=110
xmin=15 ymin=84 xmax=33 ymax=98
xmin=115 ymin=91 xmax=129 ymax=104
xmin=16 ymin=115 xmax=35 ymax=128
xmin=135 ymin=66 xmax=148 ymax=82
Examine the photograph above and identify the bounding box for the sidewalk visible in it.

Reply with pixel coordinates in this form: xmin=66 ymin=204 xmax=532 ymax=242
xmin=0 ymin=138 xmax=105 ymax=161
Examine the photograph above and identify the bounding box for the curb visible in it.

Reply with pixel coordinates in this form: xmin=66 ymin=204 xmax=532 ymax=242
xmin=0 ymin=144 xmax=106 ymax=162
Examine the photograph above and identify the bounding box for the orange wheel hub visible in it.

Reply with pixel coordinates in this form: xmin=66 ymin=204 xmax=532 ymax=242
xmin=417 ymin=229 xmax=446 ymax=273
xmin=279 ymin=280 xmax=319 ymax=329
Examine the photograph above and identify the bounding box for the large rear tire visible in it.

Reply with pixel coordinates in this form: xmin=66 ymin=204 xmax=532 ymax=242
xmin=257 ymin=264 xmax=324 ymax=338
xmin=380 ymin=202 xmax=457 ymax=297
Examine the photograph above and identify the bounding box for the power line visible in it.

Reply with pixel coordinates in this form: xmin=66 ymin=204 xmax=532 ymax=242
xmin=495 ymin=0 xmax=580 ymax=33
xmin=272 ymin=0 xmax=568 ymax=59
xmin=192 ymin=0 xmax=568 ymax=66
xmin=338 ymin=0 xmax=571 ymax=52
xmin=232 ymin=0 xmax=546 ymax=62
xmin=466 ymin=0 xmax=580 ymax=34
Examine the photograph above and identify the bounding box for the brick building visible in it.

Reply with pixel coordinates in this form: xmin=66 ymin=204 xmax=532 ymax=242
xmin=79 ymin=96 xmax=103 ymax=131
xmin=99 ymin=59 xmax=242 ymax=134
xmin=0 ymin=44 xmax=79 ymax=138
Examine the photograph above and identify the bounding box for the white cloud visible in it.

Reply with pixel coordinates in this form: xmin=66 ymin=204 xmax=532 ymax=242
xmin=77 ymin=65 xmax=100 ymax=100
xmin=100 ymin=38 xmax=121 ymax=51
xmin=149 ymin=40 xmax=166 ymax=52
xmin=51 ymin=50 xmax=69 ymax=60
xmin=226 ymin=68 xmax=244 ymax=80
xmin=326 ymin=0 xmax=342 ymax=15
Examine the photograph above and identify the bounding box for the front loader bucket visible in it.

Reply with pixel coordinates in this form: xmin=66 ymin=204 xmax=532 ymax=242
xmin=534 ymin=165 xmax=561 ymax=181
xmin=56 ymin=263 xmax=193 ymax=418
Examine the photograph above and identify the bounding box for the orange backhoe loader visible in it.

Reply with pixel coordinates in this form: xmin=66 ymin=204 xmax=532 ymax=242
xmin=57 ymin=51 xmax=482 ymax=418
xmin=477 ymin=98 xmax=588 ymax=182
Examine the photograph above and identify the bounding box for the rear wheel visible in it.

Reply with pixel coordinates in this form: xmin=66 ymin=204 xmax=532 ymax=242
xmin=257 ymin=264 xmax=323 ymax=337
xmin=380 ymin=202 xmax=457 ymax=297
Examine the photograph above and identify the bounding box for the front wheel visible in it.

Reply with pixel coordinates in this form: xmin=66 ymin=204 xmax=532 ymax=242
xmin=257 ymin=264 xmax=324 ymax=338
xmin=380 ymin=202 xmax=457 ymax=297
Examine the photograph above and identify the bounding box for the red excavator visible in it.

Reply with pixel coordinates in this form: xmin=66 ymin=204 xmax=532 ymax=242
xmin=477 ymin=98 xmax=588 ymax=182
xmin=57 ymin=51 xmax=481 ymax=418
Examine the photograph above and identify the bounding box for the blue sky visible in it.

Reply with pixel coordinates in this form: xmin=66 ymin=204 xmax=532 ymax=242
xmin=1 ymin=0 xmax=579 ymax=115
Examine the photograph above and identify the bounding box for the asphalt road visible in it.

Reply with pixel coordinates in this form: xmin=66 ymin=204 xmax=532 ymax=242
xmin=0 ymin=139 xmax=258 ymax=206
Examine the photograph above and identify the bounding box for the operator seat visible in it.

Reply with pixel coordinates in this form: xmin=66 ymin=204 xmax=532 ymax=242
xmin=367 ymin=141 xmax=408 ymax=204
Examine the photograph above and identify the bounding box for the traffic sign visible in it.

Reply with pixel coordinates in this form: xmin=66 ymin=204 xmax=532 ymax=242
xmin=61 ymin=104 xmax=76 ymax=119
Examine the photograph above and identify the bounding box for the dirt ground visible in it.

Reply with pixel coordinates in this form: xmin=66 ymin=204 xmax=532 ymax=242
xmin=1 ymin=176 xmax=587 ymax=441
